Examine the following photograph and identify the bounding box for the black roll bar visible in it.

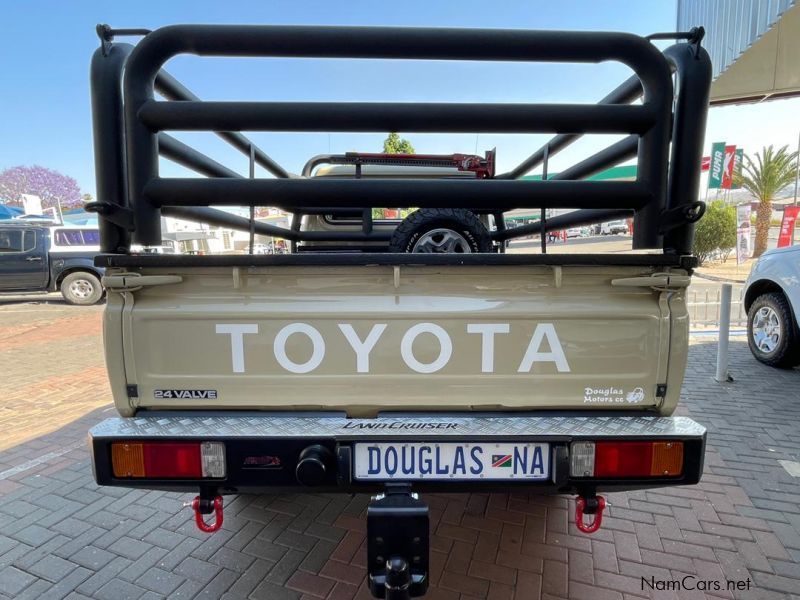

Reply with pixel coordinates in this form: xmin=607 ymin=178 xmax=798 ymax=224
xmin=90 ymin=24 xmax=710 ymax=256
xmin=145 ymin=178 xmax=653 ymax=211
xmin=138 ymin=102 xmax=656 ymax=134
xmin=90 ymin=43 xmax=132 ymax=253
xmin=662 ymin=44 xmax=712 ymax=254
xmin=120 ymin=25 xmax=672 ymax=246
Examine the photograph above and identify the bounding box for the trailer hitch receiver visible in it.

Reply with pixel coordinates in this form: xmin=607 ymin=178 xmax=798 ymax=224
xmin=368 ymin=485 xmax=429 ymax=599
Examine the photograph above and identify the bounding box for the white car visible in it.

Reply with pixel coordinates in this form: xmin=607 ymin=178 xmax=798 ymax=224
xmin=601 ymin=220 xmax=629 ymax=235
xmin=566 ymin=227 xmax=587 ymax=238
xmin=743 ymin=245 xmax=800 ymax=368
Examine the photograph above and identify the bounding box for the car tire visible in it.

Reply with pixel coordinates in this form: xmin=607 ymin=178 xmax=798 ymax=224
xmin=747 ymin=292 xmax=800 ymax=368
xmin=60 ymin=272 xmax=104 ymax=306
xmin=388 ymin=208 xmax=492 ymax=253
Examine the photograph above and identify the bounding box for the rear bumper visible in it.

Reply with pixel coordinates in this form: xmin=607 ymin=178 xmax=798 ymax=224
xmin=89 ymin=413 xmax=706 ymax=494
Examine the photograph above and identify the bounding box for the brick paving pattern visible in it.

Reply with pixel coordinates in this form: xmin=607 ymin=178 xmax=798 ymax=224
xmin=1 ymin=301 xmax=799 ymax=599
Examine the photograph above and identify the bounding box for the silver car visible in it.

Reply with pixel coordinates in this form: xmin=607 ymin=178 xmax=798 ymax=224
xmin=743 ymin=245 xmax=800 ymax=368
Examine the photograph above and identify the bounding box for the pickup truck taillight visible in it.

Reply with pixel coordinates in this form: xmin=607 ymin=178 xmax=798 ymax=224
xmin=111 ymin=441 xmax=226 ymax=478
xmin=570 ymin=441 xmax=683 ymax=478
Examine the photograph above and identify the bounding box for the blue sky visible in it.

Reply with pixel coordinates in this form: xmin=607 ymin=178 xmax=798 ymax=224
xmin=1 ymin=0 xmax=798 ymax=197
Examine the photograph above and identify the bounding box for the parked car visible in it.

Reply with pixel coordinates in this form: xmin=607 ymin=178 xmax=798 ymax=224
xmin=743 ymin=245 xmax=800 ymax=368
xmin=601 ymin=220 xmax=629 ymax=235
xmin=0 ymin=223 xmax=104 ymax=305
xmin=566 ymin=227 xmax=589 ymax=238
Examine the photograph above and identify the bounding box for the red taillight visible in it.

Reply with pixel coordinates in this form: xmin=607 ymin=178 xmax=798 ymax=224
xmin=111 ymin=441 xmax=225 ymax=479
xmin=570 ymin=441 xmax=684 ymax=478
xmin=594 ymin=442 xmax=654 ymax=477
xmin=143 ymin=443 xmax=202 ymax=478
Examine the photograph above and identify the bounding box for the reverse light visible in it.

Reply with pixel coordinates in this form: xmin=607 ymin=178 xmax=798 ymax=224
xmin=111 ymin=441 xmax=226 ymax=478
xmin=570 ymin=441 xmax=683 ymax=478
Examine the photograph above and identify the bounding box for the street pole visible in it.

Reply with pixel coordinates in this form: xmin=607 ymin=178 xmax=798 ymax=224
xmin=715 ymin=283 xmax=733 ymax=383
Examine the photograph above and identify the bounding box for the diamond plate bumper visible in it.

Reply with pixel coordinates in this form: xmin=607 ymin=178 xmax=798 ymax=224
xmin=90 ymin=414 xmax=705 ymax=440
xmin=89 ymin=413 xmax=706 ymax=494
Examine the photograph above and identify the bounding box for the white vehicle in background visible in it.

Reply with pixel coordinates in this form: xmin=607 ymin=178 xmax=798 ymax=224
xmin=566 ymin=227 xmax=589 ymax=238
xmin=601 ymin=220 xmax=629 ymax=235
xmin=744 ymin=245 xmax=800 ymax=368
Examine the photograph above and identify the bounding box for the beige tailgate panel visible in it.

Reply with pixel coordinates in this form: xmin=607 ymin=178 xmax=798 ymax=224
xmin=104 ymin=265 xmax=687 ymax=417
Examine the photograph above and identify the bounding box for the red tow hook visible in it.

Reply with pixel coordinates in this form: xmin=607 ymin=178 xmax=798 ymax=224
xmin=575 ymin=495 xmax=606 ymax=534
xmin=190 ymin=495 xmax=224 ymax=533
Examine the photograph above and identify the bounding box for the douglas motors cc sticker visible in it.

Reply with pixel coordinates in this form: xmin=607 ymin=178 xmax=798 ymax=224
xmin=583 ymin=386 xmax=646 ymax=404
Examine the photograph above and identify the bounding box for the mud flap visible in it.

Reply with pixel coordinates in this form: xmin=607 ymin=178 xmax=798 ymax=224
xmin=368 ymin=485 xmax=429 ymax=599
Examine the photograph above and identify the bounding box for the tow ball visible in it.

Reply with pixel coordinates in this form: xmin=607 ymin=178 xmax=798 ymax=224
xmin=186 ymin=494 xmax=224 ymax=533
xmin=368 ymin=485 xmax=429 ymax=599
xmin=575 ymin=493 xmax=606 ymax=534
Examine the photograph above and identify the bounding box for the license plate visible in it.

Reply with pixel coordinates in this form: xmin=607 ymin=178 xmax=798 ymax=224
xmin=353 ymin=442 xmax=550 ymax=481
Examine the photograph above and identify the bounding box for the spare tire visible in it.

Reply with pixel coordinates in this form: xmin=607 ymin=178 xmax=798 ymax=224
xmin=388 ymin=208 xmax=492 ymax=253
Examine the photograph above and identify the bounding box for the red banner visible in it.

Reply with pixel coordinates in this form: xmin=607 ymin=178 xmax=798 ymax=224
xmin=721 ymin=145 xmax=737 ymax=189
xmin=777 ymin=206 xmax=800 ymax=248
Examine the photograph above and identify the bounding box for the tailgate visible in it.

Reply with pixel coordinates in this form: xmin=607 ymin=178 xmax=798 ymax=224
xmin=102 ymin=264 xmax=690 ymax=417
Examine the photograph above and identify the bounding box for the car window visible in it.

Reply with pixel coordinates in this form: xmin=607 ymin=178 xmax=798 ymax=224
xmin=82 ymin=230 xmax=100 ymax=244
xmin=0 ymin=230 xmax=24 ymax=253
xmin=53 ymin=228 xmax=100 ymax=246
xmin=24 ymin=230 xmax=36 ymax=251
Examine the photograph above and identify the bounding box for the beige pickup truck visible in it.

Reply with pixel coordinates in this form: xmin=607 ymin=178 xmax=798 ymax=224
xmin=87 ymin=23 xmax=711 ymax=598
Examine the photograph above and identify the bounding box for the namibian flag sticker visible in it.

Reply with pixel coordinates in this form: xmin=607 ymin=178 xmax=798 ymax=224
xmin=492 ymin=454 xmax=513 ymax=468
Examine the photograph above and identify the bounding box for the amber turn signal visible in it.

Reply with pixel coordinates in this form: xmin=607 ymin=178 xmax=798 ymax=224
xmin=111 ymin=443 xmax=145 ymax=477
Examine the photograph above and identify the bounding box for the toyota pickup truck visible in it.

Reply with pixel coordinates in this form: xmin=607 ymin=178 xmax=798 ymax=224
xmin=87 ymin=23 xmax=711 ymax=598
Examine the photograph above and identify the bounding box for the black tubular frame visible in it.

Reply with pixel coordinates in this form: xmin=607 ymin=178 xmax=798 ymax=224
xmin=90 ymin=24 xmax=711 ymax=256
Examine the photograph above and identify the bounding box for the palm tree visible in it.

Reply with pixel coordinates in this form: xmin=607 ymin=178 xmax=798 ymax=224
xmin=735 ymin=145 xmax=799 ymax=257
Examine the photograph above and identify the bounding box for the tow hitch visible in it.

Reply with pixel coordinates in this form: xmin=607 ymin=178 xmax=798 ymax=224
xmin=186 ymin=493 xmax=224 ymax=533
xmin=368 ymin=485 xmax=429 ymax=599
xmin=575 ymin=493 xmax=606 ymax=534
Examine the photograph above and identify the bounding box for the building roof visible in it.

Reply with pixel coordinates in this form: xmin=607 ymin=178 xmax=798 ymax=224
xmin=678 ymin=0 xmax=799 ymax=105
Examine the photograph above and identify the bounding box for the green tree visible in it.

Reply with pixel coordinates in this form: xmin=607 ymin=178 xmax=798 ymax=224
xmin=734 ymin=145 xmax=798 ymax=257
xmin=383 ymin=132 xmax=415 ymax=154
xmin=693 ymin=200 xmax=736 ymax=266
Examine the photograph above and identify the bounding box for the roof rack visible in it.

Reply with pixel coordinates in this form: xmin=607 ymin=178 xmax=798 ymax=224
xmin=89 ymin=24 xmax=711 ymax=255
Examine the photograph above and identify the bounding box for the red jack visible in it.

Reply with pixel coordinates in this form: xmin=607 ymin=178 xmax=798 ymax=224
xmin=575 ymin=495 xmax=606 ymax=534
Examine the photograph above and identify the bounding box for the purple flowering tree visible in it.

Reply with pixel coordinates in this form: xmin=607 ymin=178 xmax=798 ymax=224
xmin=0 ymin=165 xmax=83 ymax=211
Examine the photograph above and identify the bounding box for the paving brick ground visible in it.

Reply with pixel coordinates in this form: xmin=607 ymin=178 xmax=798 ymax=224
xmin=1 ymin=300 xmax=799 ymax=599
